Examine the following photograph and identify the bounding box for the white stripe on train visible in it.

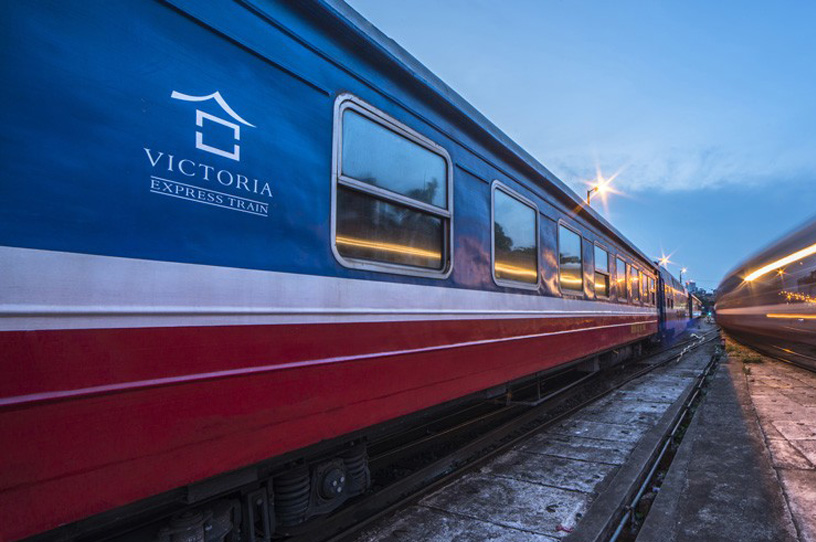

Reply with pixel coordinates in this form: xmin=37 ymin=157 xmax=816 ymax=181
xmin=0 ymin=246 xmax=656 ymax=331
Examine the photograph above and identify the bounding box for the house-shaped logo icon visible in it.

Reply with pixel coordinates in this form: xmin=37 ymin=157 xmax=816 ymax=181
xmin=171 ymin=90 xmax=255 ymax=161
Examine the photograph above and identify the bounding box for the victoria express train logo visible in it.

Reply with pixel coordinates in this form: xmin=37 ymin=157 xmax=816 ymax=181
xmin=143 ymin=90 xmax=272 ymax=217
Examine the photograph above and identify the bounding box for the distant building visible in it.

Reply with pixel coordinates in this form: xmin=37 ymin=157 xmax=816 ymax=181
xmin=687 ymin=280 xmax=697 ymax=292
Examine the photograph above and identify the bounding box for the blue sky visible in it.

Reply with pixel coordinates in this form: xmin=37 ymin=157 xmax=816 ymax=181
xmin=346 ymin=0 xmax=816 ymax=290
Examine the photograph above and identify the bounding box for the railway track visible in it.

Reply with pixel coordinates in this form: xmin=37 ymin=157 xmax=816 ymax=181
xmin=289 ymin=327 xmax=721 ymax=542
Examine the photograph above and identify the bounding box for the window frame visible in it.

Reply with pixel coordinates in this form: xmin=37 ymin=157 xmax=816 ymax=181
xmin=593 ymin=243 xmax=611 ymax=299
xmin=331 ymin=93 xmax=454 ymax=279
xmin=557 ymin=220 xmax=585 ymax=297
xmin=490 ymin=181 xmax=541 ymax=290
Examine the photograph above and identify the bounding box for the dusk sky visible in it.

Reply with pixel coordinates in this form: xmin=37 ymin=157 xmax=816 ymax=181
xmin=346 ymin=0 xmax=816 ymax=290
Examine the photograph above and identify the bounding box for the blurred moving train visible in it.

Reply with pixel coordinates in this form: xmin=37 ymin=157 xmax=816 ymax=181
xmin=691 ymin=294 xmax=704 ymax=319
xmin=717 ymin=216 xmax=816 ymax=371
xmin=0 ymin=1 xmax=693 ymax=540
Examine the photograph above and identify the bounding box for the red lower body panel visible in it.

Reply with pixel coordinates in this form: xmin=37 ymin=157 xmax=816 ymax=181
xmin=0 ymin=315 xmax=656 ymax=540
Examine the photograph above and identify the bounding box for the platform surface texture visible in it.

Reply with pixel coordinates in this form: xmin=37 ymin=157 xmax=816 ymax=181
xmin=638 ymin=339 xmax=816 ymax=542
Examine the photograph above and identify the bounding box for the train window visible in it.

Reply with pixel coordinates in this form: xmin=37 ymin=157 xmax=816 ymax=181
xmin=625 ymin=264 xmax=632 ymax=299
xmin=492 ymin=184 xmax=539 ymax=286
xmin=616 ymin=257 xmax=627 ymax=301
xmin=333 ymin=95 xmax=452 ymax=277
xmin=559 ymin=225 xmax=583 ymax=294
xmin=630 ymin=267 xmax=641 ymax=302
xmin=336 ymin=188 xmax=443 ymax=269
xmin=594 ymin=245 xmax=610 ymax=298
xmin=643 ymin=275 xmax=650 ymax=305
xmin=342 ymin=109 xmax=447 ymax=207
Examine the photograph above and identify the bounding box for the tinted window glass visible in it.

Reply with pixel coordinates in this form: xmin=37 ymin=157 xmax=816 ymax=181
xmin=494 ymin=189 xmax=538 ymax=284
xmin=630 ymin=267 xmax=640 ymax=301
xmin=342 ymin=110 xmax=447 ymax=208
xmin=336 ymin=187 xmax=443 ymax=269
xmin=594 ymin=246 xmax=610 ymax=297
xmin=559 ymin=225 xmax=583 ymax=293
xmin=595 ymin=272 xmax=609 ymax=297
xmin=616 ymin=257 xmax=627 ymax=299
xmin=594 ymin=246 xmax=609 ymax=273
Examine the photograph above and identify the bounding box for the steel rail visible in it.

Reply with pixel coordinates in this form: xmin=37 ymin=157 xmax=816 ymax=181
xmin=607 ymin=337 xmax=722 ymax=542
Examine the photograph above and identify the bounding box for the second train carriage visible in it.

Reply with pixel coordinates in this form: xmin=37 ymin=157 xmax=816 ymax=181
xmin=0 ymin=1 xmax=687 ymax=540
xmin=657 ymin=267 xmax=690 ymax=338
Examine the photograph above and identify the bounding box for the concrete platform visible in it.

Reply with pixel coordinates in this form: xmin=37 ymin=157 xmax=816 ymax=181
xmin=352 ymin=328 xmax=718 ymax=542
xmin=637 ymin=340 xmax=816 ymax=542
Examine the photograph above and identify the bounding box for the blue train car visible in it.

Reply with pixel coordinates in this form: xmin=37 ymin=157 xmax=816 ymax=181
xmin=657 ymin=267 xmax=690 ymax=338
xmin=0 ymin=1 xmax=662 ymax=539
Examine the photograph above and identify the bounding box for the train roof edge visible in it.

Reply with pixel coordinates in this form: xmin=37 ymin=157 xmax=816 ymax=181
xmin=656 ymin=266 xmax=687 ymax=293
xmin=313 ymin=0 xmax=657 ymax=268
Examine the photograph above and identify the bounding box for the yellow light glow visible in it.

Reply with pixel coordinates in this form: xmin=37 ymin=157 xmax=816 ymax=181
xmin=766 ymin=313 xmax=816 ymax=320
xmin=780 ymin=291 xmax=816 ymax=304
xmin=745 ymin=241 xmax=816 ymax=282
xmin=336 ymin=236 xmax=441 ymax=259
xmin=582 ymin=165 xmax=626 ymax=215
xmin=495 ymin=262 xmax=538 ymax=279
xmin=560 ymin=276 xmax=583 ymax=285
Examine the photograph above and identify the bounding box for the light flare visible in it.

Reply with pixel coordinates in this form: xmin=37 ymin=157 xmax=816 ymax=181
xmin=495 ymin=262 xmax=538 ymax=280
xmin=745 ymin=241 xmax=816 ymax=282
xmin=583 ymin=165 xmax=625 ymax=215
xmin=560 ymin=275 xmax=583 ymax=285
xmin=780 ymin=291 xmax=816 ymax=304
xmin=336 ymin=236 xmax=441 ymax=260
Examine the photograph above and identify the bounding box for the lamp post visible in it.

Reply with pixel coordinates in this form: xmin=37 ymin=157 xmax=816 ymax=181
xmin=680 ymin=267 xmax=687 ymax=283
xmin=586 ymin=181 xmax=609 ymax=205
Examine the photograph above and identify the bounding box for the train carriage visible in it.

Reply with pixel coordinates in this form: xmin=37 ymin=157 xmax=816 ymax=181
xmin=0 ymin=1 xmax=663 ymax=540
xmin=657 ymin=267 xmax=689 ymax=338
xmin=716 ymin=216 xmax=816 ymax=371
xmin=690 ymin=294 xmax=704 ymax=319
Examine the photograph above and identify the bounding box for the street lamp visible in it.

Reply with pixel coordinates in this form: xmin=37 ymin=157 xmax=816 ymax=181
xmin=586 ymin=181 xmax=609 ymax=205
xmin=680 ymin=267 xmax=687 ymax=283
